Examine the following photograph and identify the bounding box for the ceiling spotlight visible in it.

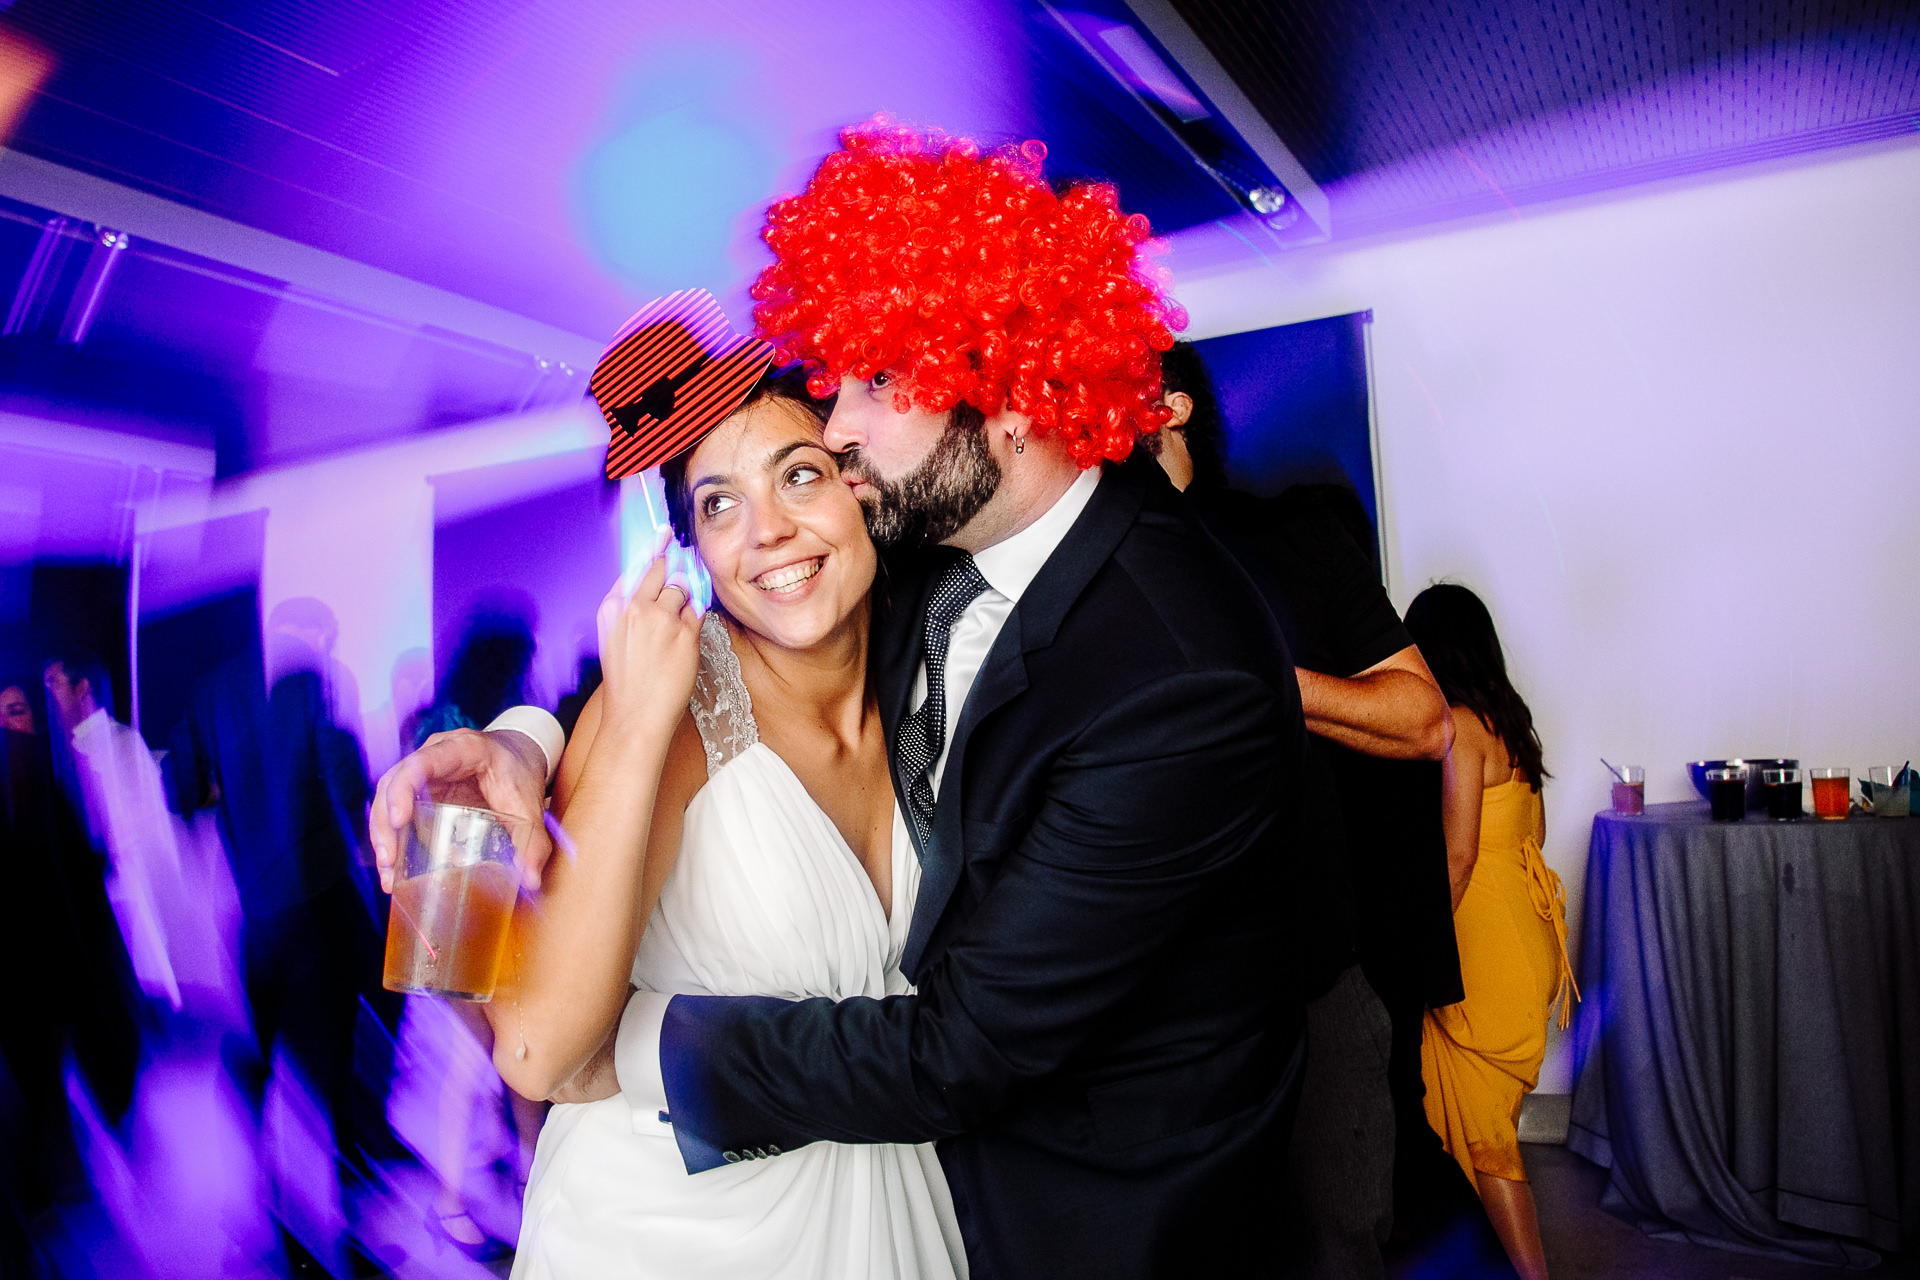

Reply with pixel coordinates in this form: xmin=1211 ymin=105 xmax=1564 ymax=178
xmin=1246 ymin=186 xmax=1288 ymax=215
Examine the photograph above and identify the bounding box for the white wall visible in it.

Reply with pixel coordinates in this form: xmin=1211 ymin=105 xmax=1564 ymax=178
xmin=146 ymin=402 xmax=607 ymax=777
xmin=1169 ymin=137 xmax=1920 ymax=1090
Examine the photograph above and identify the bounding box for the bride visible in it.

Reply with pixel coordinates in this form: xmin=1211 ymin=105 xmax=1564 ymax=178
xmin=487 ymin=361 xmax=965 ymax=1278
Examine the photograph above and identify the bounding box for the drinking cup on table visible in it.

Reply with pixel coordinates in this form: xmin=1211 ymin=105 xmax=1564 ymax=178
xmin=383 ymin=801 xmax=527 ymax=1002
xmin=1610 ymin=766 xmax=1646 ymax=815
xmin=1809 ymin=767 xmax=1851 ymax=821
xmin=1761 ymin=767 xmax=1802 ymax=821
xmin=1706 ymin=767 xmax=1748 ymax=822
xmin=1863 ymin=766 xmax=1911 ymax=818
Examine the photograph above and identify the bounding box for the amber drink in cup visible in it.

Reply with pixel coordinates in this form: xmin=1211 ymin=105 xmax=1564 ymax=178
xmin=383 ymin=801 xmax=526 ymax=1001
xmin=1810 ymin=768 xmax=1850 ymax=821
xmin=1762 ymin=767 xmax=1802 ymax=820
xmin=1610 ymin=766 xmax=1645 ymax=815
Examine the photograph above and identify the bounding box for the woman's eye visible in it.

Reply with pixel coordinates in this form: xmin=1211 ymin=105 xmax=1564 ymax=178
xmin=700 ymin=493 xmax=737 ymax=518
xmin=870 ymin=370 xmax=892 ymax=391
xmin=787 ymin=464 xmax=822 ymax=487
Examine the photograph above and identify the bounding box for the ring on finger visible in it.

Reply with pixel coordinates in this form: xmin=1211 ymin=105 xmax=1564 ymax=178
xmin=661 ymin=582 xmax=690 ymax=606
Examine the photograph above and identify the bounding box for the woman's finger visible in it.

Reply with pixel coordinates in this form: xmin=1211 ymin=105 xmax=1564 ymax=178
xmin=618 ymin=525 xmax=673 ymax=600
xmin=627 ymin=540 xmax=671 ymax=615
xmin=659 ymin=578 xmax=692 ymax=615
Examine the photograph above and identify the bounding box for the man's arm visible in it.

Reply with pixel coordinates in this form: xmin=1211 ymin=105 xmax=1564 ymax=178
xmin=630 ymin=669 xmax=1291 ymax=1169
xmin=1296 ymin=644 xmax=1450 ymax=761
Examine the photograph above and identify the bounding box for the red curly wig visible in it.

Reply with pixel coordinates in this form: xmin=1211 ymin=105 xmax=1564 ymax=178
xmin=750 ymin=118 xmax=1188 ymax=467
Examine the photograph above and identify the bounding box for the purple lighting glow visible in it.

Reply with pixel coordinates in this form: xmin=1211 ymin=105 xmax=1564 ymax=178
xmin=3 ymin=0 xmax=1916 ymax=1274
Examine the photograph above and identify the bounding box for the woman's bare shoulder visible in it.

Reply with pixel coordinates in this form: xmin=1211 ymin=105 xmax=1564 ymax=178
xmin=1446 ymin=703 xmax=1517 ymax=787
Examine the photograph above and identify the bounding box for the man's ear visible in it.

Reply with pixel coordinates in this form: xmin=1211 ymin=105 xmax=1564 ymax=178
xmin=1162 ymin=392 xmax=1195 ymax=430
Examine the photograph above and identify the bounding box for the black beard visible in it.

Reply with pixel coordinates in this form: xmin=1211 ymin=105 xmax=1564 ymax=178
xmin=839 ymin=411 xmax=1001 ymax=550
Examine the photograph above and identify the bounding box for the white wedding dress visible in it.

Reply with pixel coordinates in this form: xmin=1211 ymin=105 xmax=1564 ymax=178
xmin=512 ymin=613 xmax=966 ymax=1279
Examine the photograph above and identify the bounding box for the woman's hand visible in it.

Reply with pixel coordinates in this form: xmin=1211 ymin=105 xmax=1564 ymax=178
xmin=595 ymin=529 xmax=703 ymax=743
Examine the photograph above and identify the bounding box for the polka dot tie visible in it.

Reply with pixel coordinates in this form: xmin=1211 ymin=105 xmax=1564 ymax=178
xmin=896 ymin=552 xmax=991 ymax=846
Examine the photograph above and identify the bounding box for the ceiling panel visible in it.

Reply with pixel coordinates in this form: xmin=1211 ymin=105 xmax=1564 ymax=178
xmin=0 ymin=0 xmax=1242 ymax=341
xmin=1167 ymin=0 xmax=1920 ymax=235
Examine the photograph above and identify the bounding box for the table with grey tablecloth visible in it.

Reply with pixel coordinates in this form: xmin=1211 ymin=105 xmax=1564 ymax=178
xmin=1567 ymin=801 xmax=1920 ymax=1267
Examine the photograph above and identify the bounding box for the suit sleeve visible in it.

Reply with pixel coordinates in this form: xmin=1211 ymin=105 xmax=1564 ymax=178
xmin=654 ymin=667 xmax=1288 ymax=1171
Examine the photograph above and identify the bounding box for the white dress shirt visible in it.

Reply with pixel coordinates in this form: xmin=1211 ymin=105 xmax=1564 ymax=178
xmin=612 ymin=466 xmax=1102 ymax=1129
xmin=486 ymin=705 xmax=566 ymax=784
xmin=69 ymin=707 xmax=185 ymax=1008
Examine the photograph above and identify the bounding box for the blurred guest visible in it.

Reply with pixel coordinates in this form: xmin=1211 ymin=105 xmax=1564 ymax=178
xmin=267 ymin=596 xmax=365 ymax=743
xmin=1 ymin=682 xmax=36 ymax=734
xmin=165 ymin=600 xmax=388 ymax=1222
xmin=1 ymin=694 xmax=141 ymax=1250
xmin=45 ymin=651 xmax=183 ymax=1011
xmin=1154 ymin=342 xmax=1516 ymax=1280
xmin=1403 ymin=585 xmax=1573 ymax=1280
xmin=554 ymin=655 xmax=601 ymax=740
xmin=388 ymin=647 xmax=434 ymax=772
xmin=389 ymin=604 xmax=540 ymax=1257
xmin=411 ymin=605 xmax=537 ymax=747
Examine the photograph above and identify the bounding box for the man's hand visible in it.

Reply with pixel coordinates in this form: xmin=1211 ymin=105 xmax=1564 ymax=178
xmin=370 ymin=728 xmax=551 ymax=893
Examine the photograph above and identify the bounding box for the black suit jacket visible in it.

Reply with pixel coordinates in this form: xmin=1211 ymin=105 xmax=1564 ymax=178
xmin=656 ymin=454 xmax=1309 ymax=1279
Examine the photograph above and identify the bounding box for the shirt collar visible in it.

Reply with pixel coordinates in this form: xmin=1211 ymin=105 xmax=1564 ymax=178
xmin=69 ymin=706 xmax=110 ymax=750
xmin=970 ymin=466 xmax=1101 ymax=605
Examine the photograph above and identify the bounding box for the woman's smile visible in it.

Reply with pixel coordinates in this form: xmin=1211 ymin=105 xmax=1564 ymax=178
xmin=752 ymin=556 xmax=825 ymax=597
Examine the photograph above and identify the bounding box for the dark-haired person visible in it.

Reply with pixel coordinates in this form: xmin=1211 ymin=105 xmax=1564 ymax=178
xmin=1155 ymin=343 xmax=1524 ymax=1280
xmin=2 ymin=674 xmax=137 ymax=1234
xmin=1 ymin=683 xmax=36 ymax=735
xmin=410 ymin=605 xmax=539 ymax=748
xmin=44 ymin=651 xmax=186 ymax=1010
xmin=391 ymin=299 xmax=973 ymax=1276
xmin=1402 ymin=584 xmax=1575 ymax=1280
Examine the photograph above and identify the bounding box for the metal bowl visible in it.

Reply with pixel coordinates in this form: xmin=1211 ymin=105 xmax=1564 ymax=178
xmin=1688 ymin=759 xmax=1797 ymax=808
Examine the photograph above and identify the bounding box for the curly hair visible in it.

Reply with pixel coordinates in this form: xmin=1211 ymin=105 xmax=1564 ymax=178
xmin=750 ymin=118 xmax=1188 ymax=468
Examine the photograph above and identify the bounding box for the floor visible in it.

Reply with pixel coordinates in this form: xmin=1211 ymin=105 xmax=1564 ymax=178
xmin=1528 ymin=1144 xmax=1916 ymax=1280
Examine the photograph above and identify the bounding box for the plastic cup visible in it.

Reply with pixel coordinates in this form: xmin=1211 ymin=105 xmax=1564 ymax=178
xmin=1810 ymin=768 xmax=1850 ymax=821
xmin=383 ymin=801 xmax=527 ymax=1001
xmin=1762 ymin=767 xmax=1802 ymax=821
xmin=1864 ymin=766 xmax=1911 ymax=818
xmin=1706 ymin=766 xmax=1747 ymax=822
xmin=1610 ymin=765 xmax=1645 ymax=815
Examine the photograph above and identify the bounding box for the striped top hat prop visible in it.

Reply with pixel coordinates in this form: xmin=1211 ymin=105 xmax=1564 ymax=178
xmin=591 ymin=289 xmax=776 ymax=480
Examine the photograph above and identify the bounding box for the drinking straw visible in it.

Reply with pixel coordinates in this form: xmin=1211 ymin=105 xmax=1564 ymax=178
xmin=1600 ymin=758 xmax=1627 ymax=782
xmin=389 ymin=892 xmax=437 ymax=962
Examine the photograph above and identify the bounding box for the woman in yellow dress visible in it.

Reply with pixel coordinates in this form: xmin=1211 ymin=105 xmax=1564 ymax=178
xmin=1403 ymin=584 xmax=1576 ymax=1280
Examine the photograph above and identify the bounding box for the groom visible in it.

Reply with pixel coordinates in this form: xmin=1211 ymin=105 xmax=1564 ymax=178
xmin=375 ymin=124 xmax=1308 ymax=1279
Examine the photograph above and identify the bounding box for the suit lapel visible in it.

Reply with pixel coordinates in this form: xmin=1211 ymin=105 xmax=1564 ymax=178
xmin=899 ymin=456 xmax=1154 ymax=978
xmin=872 ymin=546 xmax=940 ymax=861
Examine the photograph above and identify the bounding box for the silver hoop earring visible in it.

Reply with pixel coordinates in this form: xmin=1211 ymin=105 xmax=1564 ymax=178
xmin=1014 ymin=436 xmax=1025 ymax=455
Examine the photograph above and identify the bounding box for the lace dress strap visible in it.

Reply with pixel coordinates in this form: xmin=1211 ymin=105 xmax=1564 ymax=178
xmin=688 ymin=611 xmax=758 ymax=777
